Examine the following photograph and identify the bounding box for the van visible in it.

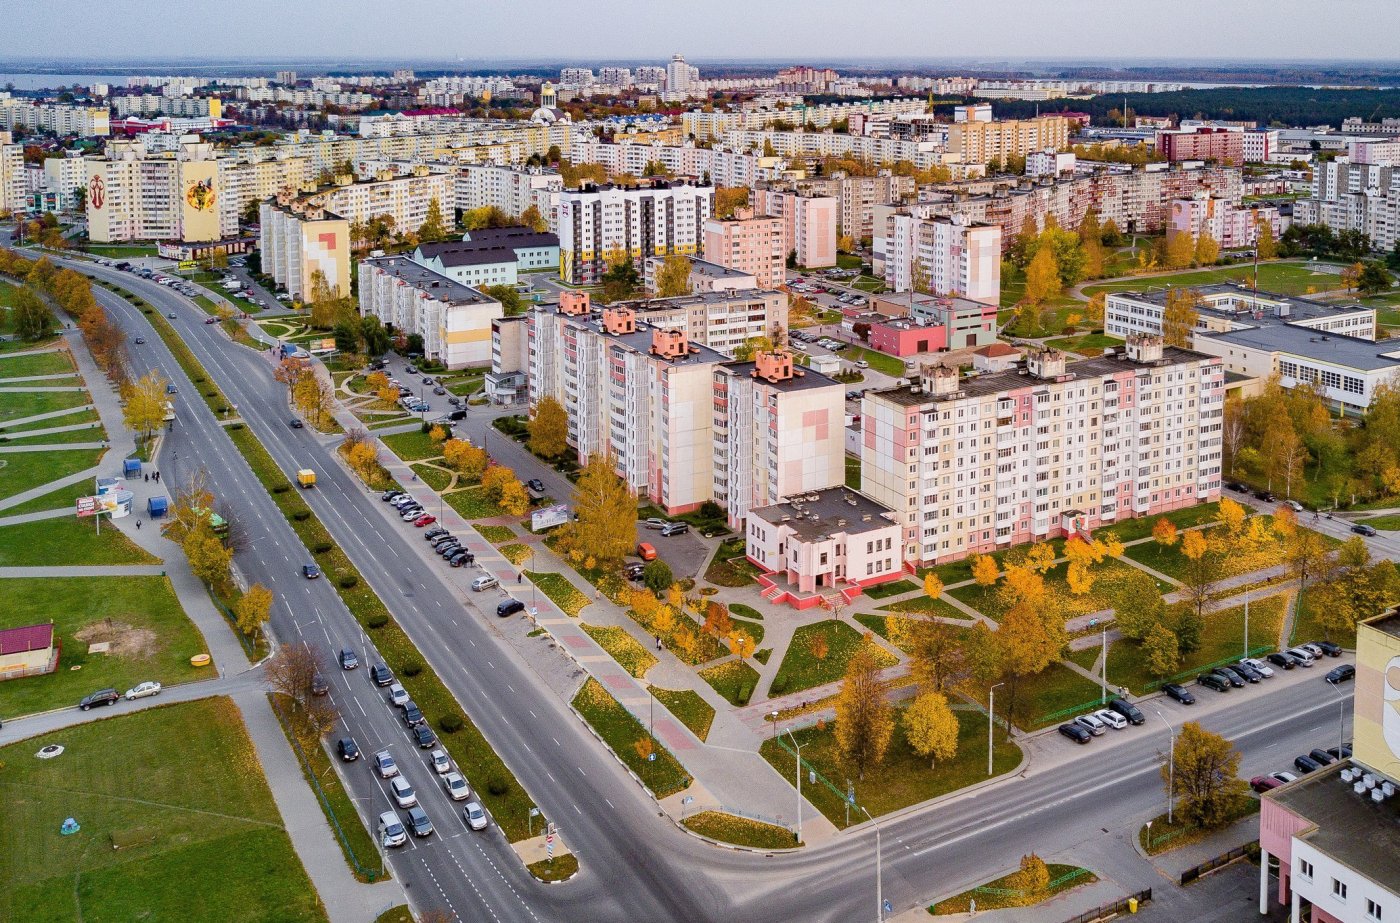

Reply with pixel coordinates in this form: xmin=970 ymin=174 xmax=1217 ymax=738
xmin=497 ymin=598 xmax=526 ymax=618
xmin=1285 ymin=647 xmax=1316 ymax=667
xmin=636 ymin=542 xmax=657 ymax=561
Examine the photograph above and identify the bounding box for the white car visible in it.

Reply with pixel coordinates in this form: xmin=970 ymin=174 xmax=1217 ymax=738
xmin=374 ymin=750 xmax=399 ymax=779
xmin=431 ymin=749 xmax=452 ymax=775
xmin=1242 ymin=657 xmax=1275 ymax=678
xmin=378 ymin=811 xmax=407 ymax=847
xmin=387 ymin=683 xmax=410 ymax=707
xmin=390 ymin=776 xmax=417 ymax=808
xmin=1074 ymin=713 xmax=1107 ymax=736
xmin=471 ymin=575 xmax=499 ymax=592
xmin=442 ymin=771 xmax=470 ymax=801
xmin=124 ymin=681 xmax=162 ymax=700
xmin=1092 ymin=708 xmax=1127 ymax=730
xmin=1286 ymin=499 xmax=1304 ymax=512
xmin=464 ymin=801 xmax=489 ymax=831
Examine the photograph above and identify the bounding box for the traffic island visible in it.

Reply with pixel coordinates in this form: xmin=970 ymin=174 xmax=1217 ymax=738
xmin=512 ymin=834 xmax=578 ymax=883
xmin=682 ymin=811 xmax=801 ymax=850
xmin=1137 ymin=797 xmax=1259 ymax=855
xmin=929 ymin=861 xmax=1097 ymax=915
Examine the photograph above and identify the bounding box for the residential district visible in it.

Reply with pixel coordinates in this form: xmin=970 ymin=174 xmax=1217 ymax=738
xmin=2 ymin=57 xmax=1400 ymax=923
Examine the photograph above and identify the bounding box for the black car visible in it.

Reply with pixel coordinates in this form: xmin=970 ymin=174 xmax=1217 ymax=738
xmin=401 ymin=701 xmax=424 ymax=726
xmin=311 ymin=673 xmax=329 ymax=696
xmin=382 ymin=489 xmax=404 ymax=502
xmin=337 ymin=738 xmax=361 ymax=761
xmin=449 ymin=550 xmax=475 ymax=567
xmin=433 ymin=386 xmax=447 ymax=396
xmin=1255 ymin=489 xmax=1276 ymax=502
xmin=1198 ymin=672 xmax=1231 ymax=692
xmin=79 ymin=688 xmax=121 ymax=711
xmin=1352 ymin=523 xmax=1378 ymax=537
xmin=1267 ymin=651 xmax=1298 ymax=670
xmin=1294 ymin=754 xmax=1322 ymax=774
xmin=1058 ymin=723 xmax=1092 ymax=744
xmin=526 ymin=479 xmax=546 ymax=494
xmin=660 ymin=522 xmax=690 ymax=537
xmin=303 ymin=564 xmax=321 ymax=579
xmin=340 ymin=648 xmax=359 ymax=670
xmin=369 ymin=663 xmax=393 ymax=687
xmin=424 ymin=526 xmax=447 ymax=540
xmin=1233 ymin=661 xmax=1264 ymax=683
xmin=1326 ymin=745 xmax=1353 ymax=760
xmin=414 ymin=723 xmax=437 ymax=748
xmin=623 ymin=562 xmax=646 ymax=581
xmin=1214 ymin=666 xmax=1248 ymax=687
xmin=1163 ymin=683 xmax=1196 ymax=704
xmin=421 ymin=376 xmax=434 ymax=385
xmin=1107 ymin=698 xmax=1145 ymax=725
xmin=438 ymin=543 xmax=464 ymax=558
xmin=497 ymin=598 xmax=526 ymax=618
xmin=1309 ymin=748 xmax=1338 ymax=766
xmin=1225 ymin=481 xmax=1247 ymax=492
xmin=406 ymin=365 xmax=419 ymax=375
xmin=1326 ymin=664 xmax=1356 ymax=684
xmin=1313 ymin=640 xmax=1343 ymax=658
xmin=289 ymin=419 xmax=304 ymax=429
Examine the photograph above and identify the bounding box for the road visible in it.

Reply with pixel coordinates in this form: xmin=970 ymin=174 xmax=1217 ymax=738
xmin=51 ymin=254 xmax=1361 ymax=923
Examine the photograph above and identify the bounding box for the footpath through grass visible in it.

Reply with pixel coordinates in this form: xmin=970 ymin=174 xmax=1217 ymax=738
xmin=0 ymin=514 xmax=159 ymax=566
xmin=770 ymin=621 xmax=898 ymax=696
xmin=0 ymin=697 xmax=328 ymax=923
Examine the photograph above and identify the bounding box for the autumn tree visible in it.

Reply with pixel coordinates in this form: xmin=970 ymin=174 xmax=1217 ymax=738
xmin=1165 ymin=232 xmax=1195 ymax=270
xmin=166 ymin=469 xmax=217 ymax=545
xmin=1143 ymin=621 xmax=1181 ymax=677
xmin=970 ymin=553 xmax=1000 ymax=602
xmin=1006 ymin=854 xmax=1051 ymax=901
xmin=834 ymin=638 xmax=895 ymax=780
xmin=702 ymin=600 xmax=732 ymax=638
xmin=903 ymin=691 xmax=959 ymax=768
xmin=1023 ymin=246 xmax=1060 ymax=307
xmin=1085 ymin=292 xmax=1106 ymax=328
xmin=654 ymin=251 xmax=691 ymax=297
xmin=1311 ymin=539 xmax=1400 ymax=642
xmin=906 ymin=617 xmax=968 ymax=694
xmin=1152 ymin=518 xmax=1179 ymax=558
xmin=184 ymin=520 xmax=232 ymax=592
xmin=1163 ymin=721 xmax=1249 ymax=829
xmin=520 ymin=204 xmax=548 ymax=233
xmin=122 ymin=369 xmax=169 ymax=440
xmin=1340 ymin=261 xmax=1363 ymax=294
xmin=12 ymin=286 xmax=55 ymax=340
xmin=1112 ymin=568 xmax=1168 ymax=640
xmin=528 ymin=395 xmax=569 ymax=460
xmin=713 ymin=186 xmax=750 ymax=219
xmin=1161 ymin=287 xmax=1202 ymax=349
xmin=996 ymin=593 xmax=1067 ymax=724
xmin=419 ymin=197 xmax=449 ymax=242
xmin=442 ymin=438 xmax=488 ymax=481
xmin=1256 ymin=219 xmax=1278 ymax=260
xmin=562 ymin=453 xmax=637 ymax=568
xmin=1178 ymin=529 xmax=1219 ymax=626
xmin=235 ymin=583 xmax=273 ymax=640
xmin=266 ymin=642 xmax=323 ymax=712
xmin=293 ymin=372 xmax=335 ymax=429
xmin=1193 ymin=232 xmax=1220 ymax=266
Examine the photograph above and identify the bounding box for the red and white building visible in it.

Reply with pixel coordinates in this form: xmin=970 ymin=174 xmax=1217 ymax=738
xmin=1157 ymin=126 xmax=1245 ymax=164
xmin=1168 ymin=192 xmax=1285 ymax=250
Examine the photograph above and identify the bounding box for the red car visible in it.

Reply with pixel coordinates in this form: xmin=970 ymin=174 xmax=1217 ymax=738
xmin=1250 ymin=775 xmax=1283 ymax=794
xmin=204 ymin=316 xmax=219 ymax=324
xmin=412 ymin=514 xmax=437 ymax=528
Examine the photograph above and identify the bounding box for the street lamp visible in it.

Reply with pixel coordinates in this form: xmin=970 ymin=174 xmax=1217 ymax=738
xmin=785 ymin=727 xmax=803 ymax=846
xmin=1325 ymin=680 xmax=1348 ymax=759
xmin=858 ymin=805 xmax=883 ymax=923
xmin=1153 ymin=708 xmax=1175 ymax=825
xmin=988 ymin=682 xmax=1004 ymax=777
xmin=769 ymin=710 xmax=779 ymax=740
xmin=1244 ymin=591 xmax=1251 ymax=660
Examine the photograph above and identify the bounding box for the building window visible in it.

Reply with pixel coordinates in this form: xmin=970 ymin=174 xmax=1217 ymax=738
xmin=1298 ymin=859 xmax=1314 ymax=881
xmin=1367 ymin=898 xmax=1382 ymax=920
xmin=1333 ymin=879 xmax=1347 ymax=901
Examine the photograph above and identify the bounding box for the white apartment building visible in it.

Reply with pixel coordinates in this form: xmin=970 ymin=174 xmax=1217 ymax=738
xmin=1296 ymin=160 xmax=1400 ymax=252
xmin=112 ymin=95 xmax=222 ymax=119
xmin=568 ymin=137 xmax=784 ymax=189
xmin=84 ymin=140 xmax=222 ymax=243
xmin=289 ymin=166 xmax=453 ymax=232
xmin=412 ymin=227 xmax=560 ymax=289
xmin=0 ymin=99 xmax=109 ymax=137
xmin=455 ymin=163 xmax=561 ymax=219
xmin=555 ymin=179 xmax=713 ymax=284
xmin=41 ymin=154 xmax=88 ymax=208
xmin=605 ymin=289 xmax=786 ymax=357
xmin=1169 ymin=193 xmax=1284 ymax=250
xmin=215 ymin=153 xmax=309 ymax=236
xmin=861 ymin=338 xmax=1224 ymax=566
xmin=722 ymin=130 xmax=957 ymax=171
xmin=358 ymin=257 xmax=503 ymax=368
xmin=0 ymin=137 xmax=24 ymax=214
xmin=665 ymin=55 xmax=700 ymax=97
xmin=886 ymin=212 xmax=1002 ymax=302
xmin=259 ymin=195 xmax=351 ymax=301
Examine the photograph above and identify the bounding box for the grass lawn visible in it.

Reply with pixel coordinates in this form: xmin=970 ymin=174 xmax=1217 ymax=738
xmin=0 ymin=350 xmax=75 ymax=378
xmin=876 ymin=595 xmax=971 ymax=620
xmin=1121 ymin=517 xmax=1318 ymax=583
xmin=1081 ymin=260 xmax=1346 ymax=299
xmin=1139 ymin=797 xmax=1259 ymax=855
xmin=581 ymin=623 xmax=657 ymax=677
xmin=856 ymin=613 xmax=922 ymax=653
xmin=0 ymin=576 xmax=212 ymax=718
xmin=1358 ymin=514 xmax=1400 ymax=530
xmin=478 ymin=524 xmax=516 ymax=543
xmin=374 ymin=908 xmax=414 ymax=923
xmin=444 ymin=486 xmax=505 ymax=520
xmin=965 ymin=662 xmax=1106 ymax=730
xmin=0 ymin=447 xmax=104 ymax=502
xmin=760 ymin=708 xmax=1021 ymax=826
xmin=0 ymin=388 xmax=91 ymax=424
xmin=731 ymin=618 xmax=765 ymax=648
xmin=1042 ymin=332 xmax=1124 ymax=357
xmin=949 ymin=557 xmax=1163 ymax=623
xmin=683 ymin=811 xmax=797 ymax=849
xmin=703 ymin=538 xmax=760 ymax=588
xmin=1106 ymin=594 xmax=1287 ymax=695
xmin=572 ymin=677 xmax=691 ymax=798
xmin=1104 ymin=502 xmax=1220 ymax=544
xmin=0 ymin=697 xmax=327 ymax=923
xmin=931 ymin=864 xmax=1096 ymax=915
xmin=842 ymin=345 xmax=905 ymax=377
xmin=923 ymin=537 xmax=1069 ymax=587
xmin=0 ymin=422 xmax=104 ymax=446
xmin=527 ymin=570 xmax=590 ymax=616
xmin=649 ymin=686 xmax=715 ymax=741
xmin=698 ymin=659 xmax=760 ymax=706
xmin=731 ymin=603 xmax=763 ymax=621
xmin=411 ymin=463 xmax=452 ymax=491
xmin=770 ymin=621 xmax=899 ymax=696
xmin=0 ymin=478 xmax=93 ymax=516
xmin=999 ymin=297 xmax=1083 ymax=338
xmin=845 ymin=456 xmax=861 ymax=489
xmin=0 ymin=515 xmax=159 ymax=566
xmin=380 ymin=429 xmax=443 ymax=462
xmin=528 ymin=853 xmax=579 ymax=882
xmin=0 ymin=406 xmax=99 ymax=435
xmin=862 ymin=579 xmax=917 ymax=600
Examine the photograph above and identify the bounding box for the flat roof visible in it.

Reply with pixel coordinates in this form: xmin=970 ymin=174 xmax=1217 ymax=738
xmin=1267 ymin=760 xmax=1400 ymax=891
xmin=1364 ymin=608 xmax=1400 ymax=639
xmin=611 ymin=289 xmax=781 ymax=311
xmin=548 ymin=310 xmax=730 ymax=367
xmin=1110 ymin=284 xmax=1371 ymax=325
xmin=687 ymin=257 xmax=752 ymax=280
xmin=750 ymin=486 xmax=896 ymax=539
xmin=1203 ymin=325 xmax=1400 ymax=372
xmin=721 ymin=360 xmax=841 ymax=393
xmin=361 ymin=256 xmax=494 ymax=305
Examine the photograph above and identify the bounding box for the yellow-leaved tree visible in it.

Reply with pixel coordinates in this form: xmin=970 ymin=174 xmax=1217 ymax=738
xmin=902 ymin=690 xmax=959 ymax=769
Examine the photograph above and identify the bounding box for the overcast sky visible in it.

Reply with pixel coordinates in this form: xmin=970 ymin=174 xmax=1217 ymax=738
xmin=3 ymin=0 xmax=1397 ymax=63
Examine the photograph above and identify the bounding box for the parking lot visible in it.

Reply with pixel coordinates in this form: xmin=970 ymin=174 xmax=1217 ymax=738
xmin=634 ymin=519 xmax=713 ymax=580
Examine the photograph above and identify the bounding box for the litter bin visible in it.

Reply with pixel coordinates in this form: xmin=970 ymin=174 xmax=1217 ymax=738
xmin=1128 ymin=897 xmax=1138 ymax=913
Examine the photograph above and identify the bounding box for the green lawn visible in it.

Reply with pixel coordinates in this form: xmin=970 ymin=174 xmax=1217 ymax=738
xmin=862 ymin=579 xmax=917 ymax=600
xmin=0 ymin=576 xmax=212 ymax=718
xmin=444 ymin=486 xmax=506 ymax=520
xmin=581 ymin=623 xmax=656 ymax=677
xmin=572 ymin=677 xmax=691 ymax=798
xmin=703 ymin=538 xmax=760 ymax=588
xmin=699 ymin=659 xmax=760 ymax=706
xmin=381 ymin=429 xmax=443 ymax=462
xmin=0 ymin=406 xmax=99 ymax=435
xmin=965 ymin=662 xmax=1106 ymax=730
xmin=0 ymin=697 xmax=327 ymax=923
xmin=0 ymin=389 xmax=91 ymax=423
xmin=760 ymin=708 xmax=1021 ymax=826
xmin=649 ymin=686 xmax=715 ymax=741
xmin=0 ymin=515 xmax=159 ymax=566
xmin=0 ymin=350 xmax=75 ymax=378
xmin=731 ymin=603 xmax=763 ymax=621
xmin=0 ymin=447 xmax=104 ymax=502
xmin=477 ymin=524 xmax=516 ymax=543
xmin=731 ymin=618 xmax=764 ymax=648
xmin=876 ymin=595 xmax=971 ymax=620
xmin=1082 ymin=260 xmax=1347 ymax=299
xmin=1 ymin=423 xmax=104 ymax=446
xmin=1104 ymin=502 xmax=1220 ymax=544
xmin=527 ymin=570 xmax=591 ymax=616
xmin=1042 ymin=332 xmax=1124 ymax=357
xmin=411 ymin=462 xmax=452 ymax=491
xmin=843 ymin=345 xmax=905 ymax=377
xmin=683 ymin=811 xmax=796 ymax=848
xmin=948 ymin=557 xmax=1164 ymax=622
xmin=1358 ymin=514 xmax=1400 ymax=531
xmin=845 ymin=456 xmax=861 ymax=489
xmin=923 ymin=538 xmax=1070 ymax=587
xmin=770 ymin=621 xmax=899 ymax=696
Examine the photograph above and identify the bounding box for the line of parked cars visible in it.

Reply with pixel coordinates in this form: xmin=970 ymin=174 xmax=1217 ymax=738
xmin=1190 ymin=642 xmax=1345 ymax=697
xmin=1251 ymin=744 xmax=1353 ymax=792
xmin=75 ymin=680 xmax=163 ymax=711
xmin=382 ymin=488 xmax=438 ymax=530
xmin=1058 ymin=697 xmax=1145 ymax=743
xmin=398 ymin=494 xmax=529 ymax=618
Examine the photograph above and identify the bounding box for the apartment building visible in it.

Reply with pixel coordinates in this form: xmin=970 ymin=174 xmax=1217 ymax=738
xmin=84 ymin=140 xmax=222 ymax=243
xmin=215 ymin=153 xmax=309 ymax=237
xmin=0 ymin=98 xmax=109 ymax=137
xmin=454 ymin=163 xmax=561 ymax=219
xmin=721 ymin=130 xmax=961 ymax=172
xmin=642 ymin=255 xmax=757 ymax=295
xmin=357 ymin=256 xmax=503 ymax=368
xmin=1296 ymin=160 xmax=1400 ymax=252
xmin=0 ymin=136 xmax=24 ymax=215
xmin=412 ymin=227 xmax=560 ymax=288
xmin=258 ymin=195 xmax=351 ymax=301
xmin=1168 ymin=193 xmax=1284 ymax=250
xmin=860 ymin=337 xmax=1224 ymax=566
xmin=601 ymin=289 xmax=786 ymax=357
xmin=112 ymin=95 xmax=223 ymax=119
xmin=1258 ymin=608 xmax=1400 ymax=923
xmin=945 ymin=116 xmax=1070 ymax=165
xmin=862 ymin=294 xmax=1000 ymax=353
xmin=753 ymin=186 xmax=836 ymax=269
xmin=555 ymin=179 xmax=713 ymax=284
xmin=568 ymin=138 xmax=784 ymax=189
xmin=885 ymin=211 xmax=1002 ymax=301
xmin=284 ymin=166 xmax=452 ymax=233
xmin=1157 ymin=127 xmax=1245 ymax=164
xmin=702 ymin=207 xmax=786 ymax=289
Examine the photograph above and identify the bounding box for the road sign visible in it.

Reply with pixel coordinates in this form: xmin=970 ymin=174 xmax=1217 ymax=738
xmin=883 ymin=900 xmax=892 ymax=913
xmin=528 ymin=807 xmax=540 ymax=817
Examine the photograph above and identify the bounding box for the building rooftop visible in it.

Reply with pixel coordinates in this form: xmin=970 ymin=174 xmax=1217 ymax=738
xmin=0 ymin=623 xmax=54 ymax=655
xmin=610 ymin=289 xmax=781 ymax=312
xmin=417 ymin=243 xmax=524 ymax=268
xmin=557 ymin=311 xmax=730 ymax=367
xmin=1111 ymin=284 xmax=1371 ymax=327
xmin=721 ymin=359 xmax=842 ymax=393
xmin=1267 ymin=760 xmax=1400 ymax=890
xmin=1204 ymin=325 xmax=1400 ymax=372
xmin=360 ymin=256 xmax=495 ymax=306
xmin=1365 ymin=608 xmax=1400 ymax=639
xmin=458 ymin=226 xmax=559 ymax=249
xmin=687 ymin=257 xmax=752 ymax=281
xmin=749 ymin=486 xmax=897 ymax=540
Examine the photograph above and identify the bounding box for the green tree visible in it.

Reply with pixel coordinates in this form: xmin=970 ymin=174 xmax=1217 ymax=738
xmin=360 ymin=315 xmax=391 ymax=357
xmin=654 ymin=251 xmax=691 ymax=297
xmin=642 ymin=559 xmax=673 ymax=594
xmin=1358 ymin=261 xmax=1393 ymax=295
xmin=11 ymin=286 xmax=54 ymax=340
xmin=528 ymin=395 xmax=569 ymax=459
xmin=1112 ymin=568 xmax=1168 ymax=640
xmin=332 ymin=321 xmax=360 ymax=355
xmin=1143 ymin=621 xmax=1181 ymax=678
xmin=1164 ymin=721 xmax=1249 ymax=829
xmin=419 ymin=197 xmax=449 ymax=242
xmin=902 ymin=691 xmax=959 ymax=769
xmin=601 ymin=252 xmax=640 ymax=303
xmin=484 ymin=283 xmax=524 ymax=316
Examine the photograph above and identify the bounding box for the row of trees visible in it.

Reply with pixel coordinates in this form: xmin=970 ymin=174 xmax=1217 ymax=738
xmin=0 ymin=252 xmax=128 ymax=388
xmin=273 ymin=357 xmax=336 ymax=429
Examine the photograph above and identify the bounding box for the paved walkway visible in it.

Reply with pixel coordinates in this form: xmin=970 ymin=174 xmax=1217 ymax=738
xmin=0 ymin=420 xmax=103 ymax=440
xmin=0 ymin=404 xmax=97 ymax=430
xmin=0 ymin=507 xmax=74 ymax=527
xmin=0 ymin=440 xmax=105 ymax=452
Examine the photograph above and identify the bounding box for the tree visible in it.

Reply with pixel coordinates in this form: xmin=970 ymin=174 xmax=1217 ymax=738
xmin=1285 ymin=527 xmax=1335 ymax=625
xmin=971 ymin=553 xmax=1000 ymax=601
xmin=923 ymin=572 xmax=944 ymax=601
xmin=1085 ymin=292 xmax=1106 ymax=327
xmin=11 ymin=286 xmax=54 ymax=340
xmin=996 ymin=595 xmax=1066 ymax=724
xmin=1178 ymin=529 xmax=1219 ymax=625
xmin=642 ymin=559 xmax=673 ymax=594
xmin=184 ymin=521 xmax=232 ymax=592
xmin=1152 ymin=517 xmax=1179 ymax=557
xmin=442 ymin=438 xmax=488 ymax=480
xmin=1164 ymin=721 xmax=1249 ymax=829
xmin=903 ymin=691 xmax=959 ymax=769
xmin=1100 ymin=218 xmax=1124 ymax=247
xmin=654 ymin=251 xmax=691 ymax=298
xmin=1256 ymin=219 xmax=1277 ymax=260
xmin=1161 ymin=288 xmax=1202 ymax=348
xmin=1023 ymin=246 xmax=1060 ymax=306
xmin=563 ymin=453 xmax=637 ymax=568
xmin=293 ymin=372 xmax=335 ymax=429
xmin=1143 ymin=621 xmax=1181 ymax=677
xmin=520 ymin=204 xmax=548 ymax=233
xmin=1358 ymin=261 xmax=1393 ymax=295
xmin=463 ymin=205 xmax=511 ymax=230
xmin=528 ymin=395 xmax=569 ymax=459
xmin=332 ymin=321 xmax=360 ymax=356
xmin=1165 ymin=232 xmax=1195 ymax=269
xmin=834 ymin=638 xmax=895 ymax=780
xmin=235 ymin=583 xmax=273 ymax=640
xmin=1006 ymin=854 xmax=1051 ymax=900
xmin=306 ymin=269 xmax=354 ymax=329
xmin=702 ymin=600 xmax=732 ymax=639
xmin=266 ymin=641 xmax=323 ymax=712
xmin=498 ymin=478 xmax=531 ymax=516
xmin=1112 ymin=569 xmax=1168 ymax=640
xmin=122 ymin=369 xmax=169 ymax=440
xmin=1193 ymin=232 xmax=1220 ymax=266
xmin=600 ymin=251 xmax=640 ymax=303
xmin=906 ymin=617 xmax=967 ymax=694
xmin=1341 ymin=261 xmax=1363 ymax=294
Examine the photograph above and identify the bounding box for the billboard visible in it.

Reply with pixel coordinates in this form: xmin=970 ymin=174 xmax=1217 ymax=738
xmin=76 ymin=493 xmax=130 ymax=518
xmin=178 ymin=160 xmax=220 ymax=242
xmin=531 ymin=504 xmax=570 ymax=532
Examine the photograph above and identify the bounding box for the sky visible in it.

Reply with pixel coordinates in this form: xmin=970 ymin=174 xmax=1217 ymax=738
xmin=2 ymin=0 xmax=1398 ymax=63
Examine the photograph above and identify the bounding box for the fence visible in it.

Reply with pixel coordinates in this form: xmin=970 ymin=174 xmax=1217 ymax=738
xmin=1057 ymin=888 xmax=1152 ymax=923
xmin=974 ymin=867 xmax=1092 ymax=899
xmin=268 ymin=696 xmax=384 ymax=882
xmin=716 ymin=804 xmax=794 ymax=834
xmin=1145 ymin=644 xmax=1274 ymax=693
xmin=1181 ymin=842 xmax=1257 ymax=885
xmin=1037 ymin=696 xmax=1113 ymax=726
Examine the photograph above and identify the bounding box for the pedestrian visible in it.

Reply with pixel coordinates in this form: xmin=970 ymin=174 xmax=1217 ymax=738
xmin=136 ymin=519 xmax=141 ymax=530
xmin=518 ymin=572 xmax=523 ymax=585
xmin=656 ymin=636 xmax=662 ymax=650
xmin=144 ymin=473 xmax=149 ymax=483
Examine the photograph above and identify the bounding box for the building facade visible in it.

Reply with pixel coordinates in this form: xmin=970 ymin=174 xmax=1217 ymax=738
xmin=753 ymin=187 xmax=836 ymax=269
xmin=1157 ymin=127 xmax=1245 ymax=164
xmin=84 ymin=140 xmax=222 ymax=242
xmin=555 ymin=179 xmax=713 ymax=284
xmin=946 ymin=116 xmax=1070 ymax=164
xmin=702 ymin=207 xmax=787 ymax=289
xmin=358 ymin=256 xmax=502 ymax=368
xmin=885 ymin=211 xmax=1002 ymax=301
xmin=258 ymin=195 xmax=351 ymax=301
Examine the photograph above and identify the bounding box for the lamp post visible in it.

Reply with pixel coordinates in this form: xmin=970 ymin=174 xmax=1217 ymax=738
xmin=859 ymin=805 xmax=883 ymax=922
xmin=1325 ymin=680 xmax=1348 ymax=759
xmin=1102 ymin=622 xmax=1109 ymax=704
xmin=785 ymin=727 xmax=803 ymax=846
xmin=1153 ymin=708 xmax=1175 ymax=824
xmin=1244 ymin=591 xmax=1251 ymax=660
xmin=988 ymin=682 xmax=1004 ymax=777
xmin=769 ymin=710 xmax=779 ymax=741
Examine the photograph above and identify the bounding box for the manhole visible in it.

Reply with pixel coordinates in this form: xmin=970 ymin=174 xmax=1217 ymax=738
xmin=36 ymin=745 xmax=64 ymax=759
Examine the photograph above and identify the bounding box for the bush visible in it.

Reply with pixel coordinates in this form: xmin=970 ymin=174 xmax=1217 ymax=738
xmin=439 ymin=714 xmax=464 ymax=733
xmin=367 ymin=613 xmax=389 ymax=629
xmin=271 ymin=483 xmax=290 ymax=493
xmin=292 ymin=510 xmax=310 ymax=521
xmin=486 ymin=775 xmax=511 ymax=796
xmin=642 ymin=560 xmax=673 ymax=594
xmin=229 ymin=423 xmax=244 ymax=430
xmin=338 ymin=575 xmax=358 ymax=589
xmin=401 ymin=659 xmax=423 ymax=677
xmin=313 ymin=542 xmax=332 ymax=554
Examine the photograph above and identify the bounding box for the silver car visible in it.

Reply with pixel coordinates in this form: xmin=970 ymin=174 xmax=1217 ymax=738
xmin=387 ymin=683 xmax=410 ymax=707
xmin=442 ymin=771 xmax=470 ymax=801
xmin=464 ymin=801 xmax=489 ymax=831
xmin=1074 ymin=714 xmax=1107 ymax=736
xmin=378 ymin=811 xmax=407 ymax=847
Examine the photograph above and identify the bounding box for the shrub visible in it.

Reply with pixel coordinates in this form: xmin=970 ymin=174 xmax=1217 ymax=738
xmin=486 ymin=774 xmax=510 ymax=796
xmin=229 ymin=423 xmax=244 ymax=430
xmin=367 ymin=614 xmax=389 ymax=629
xmin=401 ymin=659 xmax=423 ymax=677
xmin=292 ymin=510 xmax=310 ymax=521
xmin=271 ymin=483 xmax=290 ymax=493
xmin=313 ymin=542 xmax=333 ymax=554
xmin=338 ymin=575 xmax=358 ymax=589
xmin=439 ymin=714 xmax=464 ymax=733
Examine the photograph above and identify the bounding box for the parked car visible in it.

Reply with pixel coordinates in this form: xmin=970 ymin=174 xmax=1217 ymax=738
xmin=378 ymin=811 xmax=407 ymax=848
xmin=1286 ymin=647 xmax=1316 ymax=667
xmin=431 ymin=749 xmax=452 ymax=774
xmin=623 ymin=562 xmax=646 ymax=581
xmin=442 ymin=771 xmax=471 ymax=801
xmin=374 ymin=750 xmax=399 ymax=778
xmin=1294 ymin=754 xmax=1322 ymax=774
xmin=124 ymin=681 xmax=162 ymax=700
xmin=1300 ymin=642 xmax=1326 ymax=659
xmin=660 ymin=522 xmax=690 ymax=537
xmin=1309 ymin=748 xmax=1338 ymax=766
xmin=1058 ymin=723 xmax=1092 ymax=744
xmin=337 ymin=738 xmax=360 ymax=761
xmin=424 ymin=526 xmax=447 ymax=540
xmin=1250 ymin=775 xmax=1284 ymax=793
xmin=386 ymin=683 xmax=409 ymax=707
xmin=383 ymin=489 xmax=404 ymax=502
xmin=1107 ymin=698 xmax=1145 ymax=725
xmin=1267 ymin=651 xmax=1299 ymax=670
xmin=303 ymin=564 xmax=321 ymax=579
xmin=405 ymin=805 xmax=434 ymax=837
xmin=1313 ymin=640 xmax=1343 ymax=658
xmin=464 ymin=802 xmax=490 ymax=831
xmin=1213 ymin=666 xmax=1248 ymax=687
xmin=1092 ymin=708 xmax=1128 ymax=730
xmin=1197 ymin=672 xmax=1231 ymax=692
xmin=1163 ymin=683 xmax=1196 ymax=704
xmin=1074 ymin=713 xmax=1108 ymax=736
xmin=1241 ymin=657 xmax=1275 ymax=678
xmin=370 ymin=663 xmax=393 ymax=687
xmin=642 ymin=517 xmax=667 ymax=530
xmin=412 ymin=514 xmax=437 ymax=527
xmin=433 ymin=386 xmax=447 ymax=396
xmin=1326 ymin=746 xmax=1352 ymax=760
xmin=1285 ymin=500 xmax=1304 ymax=512
xmin=1326 ymin=664 xmax=1356 ymax=684
xmin=448 ymin=549 xmax=474 ymax=566
xmin=413 ymin=723 xmax=437 ymax=749
xmin=636 ymin=542 xmax=657 ymax=561
xmin=471 ymin=575 xmax=499 ymax=592
xmin=1255 ymin=490 xmax=1276 ymax=502
xmin=401 ymin=701 xmax=425 ymax=726
xmin=400 ymin=507 xmax=425 ymax=521
xmin=390 ymin=776 xmax=417 ymax=808
xmin=79 ymin=688 xmax=121 ymax=711
xmin=1352 ymin=523 xmax=1378 ymax=537
xmin=497 ymin=598 xmax=526 ymax=618
xmin=1233 ymin=661 xmax=1264 ymax=683
xmin=1271 ymin=771 xmax=1298 ymax=785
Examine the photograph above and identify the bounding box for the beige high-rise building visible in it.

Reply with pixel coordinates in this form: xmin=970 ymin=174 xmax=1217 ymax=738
xmin=946 ymin=116 xmax=1070 ymax=165
xmin=84 ymin=140 xmax=221 ymax=242
xmin=703 ymin=208 xmax=786 ymax=289
xmin=0 ymin=134 xmax=24 ymax=215
xmin=258 ymin=195 xmax=351 ymax=301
